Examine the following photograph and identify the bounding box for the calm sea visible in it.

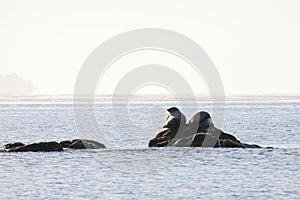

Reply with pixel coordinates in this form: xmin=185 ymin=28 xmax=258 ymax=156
xmin=0 ymin=99 xmax=299 ymax=199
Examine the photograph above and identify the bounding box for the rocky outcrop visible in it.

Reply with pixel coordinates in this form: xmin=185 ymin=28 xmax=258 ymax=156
xmin=6 ymin=142 xmax=63 ymax=152
xmin=60 ymin=139 xmax=106 ymax=149
xmin=148 ymin=129 xmax=176 ymax=147
xmin=148 ymin=129 xmax=255 ymax=148
xmin=3 ymin=142 xmax=25 ymax=150
xmin=149 ymin=108 xmax=263 ymax=148
xmin=189 ymin=133 xmax=261 ymax=148
xmin=3 ymin=139 xmax=106 ymax=152
xmin=149 ymin=130 xmax=262 ymax=148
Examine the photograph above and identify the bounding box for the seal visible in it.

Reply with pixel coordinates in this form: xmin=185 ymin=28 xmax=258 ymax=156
xmin=188 ymin=111 xmax=212 ymax=133
xmin=163 ymin=107 xmax=186 ymax=131
xmin=188 ymin=111 xmax=240 ymax=142
xmin=148 ymin=107 xmax=187 ymax=147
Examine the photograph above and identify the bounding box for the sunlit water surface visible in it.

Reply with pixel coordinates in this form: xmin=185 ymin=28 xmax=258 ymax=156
xmin=0 ymin=100 xmax=299 ymax=199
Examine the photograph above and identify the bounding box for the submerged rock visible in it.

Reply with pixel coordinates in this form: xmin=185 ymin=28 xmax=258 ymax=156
xmin=6 ymin=142 xmax=63 ymax=152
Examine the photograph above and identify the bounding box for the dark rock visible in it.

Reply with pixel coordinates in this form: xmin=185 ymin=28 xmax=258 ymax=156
xmin=171 ymin=136 xmax=193 ymax=147
xmin=7 ymin=142 xmax=63 ymax=152
xmin=219 ymin=139 xmax=245 ymax=148
xmin=148 ymin=129 xmax=183 ymax=147
xmin=63 ymin=139 xmax=106 ymax=149
xmin=59 ymin=140 xmax=74 ymax=148
xmin=219 ymin=132 xmax=240 ymax=143
xmin=188 ymin=133 xmax=221 ymax=147
xmin=150 ymin=140 xmax=170 ymax=147
xmin=3 ymin=142 xmax=25 ymax=149
xmin=149 ymin=128 xmax=245 ymax=148
xmin=3 ymin=139 xmax=106 ymax=152
xmin=149 ymin=129 xmax=171 ymax=147
xmin=190 ymin=133 xmax=209 ymax=147
xmin=239 ymin=143 xmax=262 ymax=148
xmin=190 ymin=133 xmax=261 ymax=148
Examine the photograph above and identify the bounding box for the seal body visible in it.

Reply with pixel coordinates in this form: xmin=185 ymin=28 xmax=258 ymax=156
xmin=148 ymin=107 xmax=187 ymax=147
xmin=188 ymin=111 xmax=212 ymax=133
xmin=163 ymin=107 xmax=186 ymax=131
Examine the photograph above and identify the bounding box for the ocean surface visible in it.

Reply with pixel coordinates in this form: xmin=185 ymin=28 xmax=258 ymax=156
xmin=0 ymin=99 xmax=299 ymax=199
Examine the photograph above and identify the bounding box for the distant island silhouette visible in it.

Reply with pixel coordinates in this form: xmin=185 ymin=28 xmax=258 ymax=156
xmin=0 ymin=73 xmax=37 ymax=96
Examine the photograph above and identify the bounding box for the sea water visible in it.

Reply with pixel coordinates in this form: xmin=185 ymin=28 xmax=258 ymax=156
xmin=0 ymin=100 xmax=299 ymax=199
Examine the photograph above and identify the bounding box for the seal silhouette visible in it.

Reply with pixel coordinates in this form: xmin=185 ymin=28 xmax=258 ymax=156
xmin=163 ymin=107 xmax=187 ymax=131
xmin=188 ymin=111 xmax=212 ymax=133
xmin=148 ymin=107 xmax=187 ymax=147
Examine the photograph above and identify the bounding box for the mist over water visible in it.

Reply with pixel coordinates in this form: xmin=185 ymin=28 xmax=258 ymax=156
xmin=0 ymin=99 xmax=299 ymax=199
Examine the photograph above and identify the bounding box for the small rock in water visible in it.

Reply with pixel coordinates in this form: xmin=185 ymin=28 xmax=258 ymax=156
xmin=67 ymin=139 xmax=106 ymax=149
xmin=3 ymin=142 xmax=25 ymax=150
xmin=59 ymin=140 xmax=74 ymax=148
xmin=60 ymin=139 xmax=106 ymax=149
xmin=6 ymin=142 xmax=63 ymax=152
xmin=2 ymin=139 xmax=106 ymax=152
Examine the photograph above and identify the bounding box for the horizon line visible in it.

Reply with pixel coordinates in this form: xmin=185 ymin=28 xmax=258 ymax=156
xmin=0 ymin=94 xmax=300 ymax=103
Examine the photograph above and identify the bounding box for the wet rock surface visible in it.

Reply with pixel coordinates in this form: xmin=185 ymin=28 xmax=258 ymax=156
xmin=6 ymin=142 xmax=63 ymax=152
xmin=3 ymin=139 xmax=106 ymax=152
xmin=149 ymin=129 xmax=263 ymax=148
xmin=60 ymin=139 xmax=106 ymax=149
xmin=3 ymin=142 xmax=25 ymax=150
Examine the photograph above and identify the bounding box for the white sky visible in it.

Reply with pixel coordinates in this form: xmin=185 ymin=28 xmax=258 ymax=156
xmin=0 ymin=0 xmax=300 ymax=96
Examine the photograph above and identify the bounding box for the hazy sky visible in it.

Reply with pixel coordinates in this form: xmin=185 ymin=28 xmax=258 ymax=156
xmin=0 ymin=0 xmax=300 ymax=96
